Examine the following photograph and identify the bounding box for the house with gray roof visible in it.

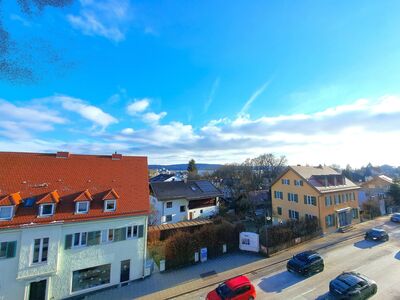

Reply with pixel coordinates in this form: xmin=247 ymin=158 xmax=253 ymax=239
xmin=149 ymin=180 xmax=222 ymax=225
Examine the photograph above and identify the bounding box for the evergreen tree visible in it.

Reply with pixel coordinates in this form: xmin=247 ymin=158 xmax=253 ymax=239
xmin=187 ymin=159 xmax=198 ymax=179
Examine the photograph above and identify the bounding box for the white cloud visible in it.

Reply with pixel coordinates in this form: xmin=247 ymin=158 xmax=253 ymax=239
xmin=127 ymin=98 xmax=150 ymax=115
xmin=121 ymin=128 xmax=134 ymax=135
xmin=0 ymin=99 xmax=65 ymax=139
xmin=67 ymin=0 xmax=131 ymax=42
xmin=204 ymin=77 xmax=220 ymax=113
xmin=142 ymin=112 xmax=167 ymax=124
xmin=239 ymin=80 xmax=271 ymax=116
xmin=56 ymin=95 xmax=117 ymax=129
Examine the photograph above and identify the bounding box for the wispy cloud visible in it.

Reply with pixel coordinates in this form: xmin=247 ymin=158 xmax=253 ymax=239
xmin=67 ymin=0 xmax=132 ymax=42
xmin=56 ymin=95 xmax=118 ymax=129
xmin=127 ymin=98 xmax=150 ymax=115
xmin=204 ymin=77 xmax=220 ymax=113
xmin=239 ymin=80 xmax=271 ymax=116
xmin=142 ymin=112 xmax=167 ymax=124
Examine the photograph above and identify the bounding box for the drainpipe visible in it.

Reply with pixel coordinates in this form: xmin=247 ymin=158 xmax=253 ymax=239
xmin=142 ymin=214 xmax=148 ymax=279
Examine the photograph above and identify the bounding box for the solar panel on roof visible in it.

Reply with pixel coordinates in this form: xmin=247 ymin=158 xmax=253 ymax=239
xmin=23 ymin=198 xmax=36 ymax=207
xmin=196 ymin=181 xmax=217 ymax=193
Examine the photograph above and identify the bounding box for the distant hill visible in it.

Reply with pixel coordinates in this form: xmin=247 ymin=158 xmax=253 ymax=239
xmin=148 ymin=163 xmax=222 ymax=171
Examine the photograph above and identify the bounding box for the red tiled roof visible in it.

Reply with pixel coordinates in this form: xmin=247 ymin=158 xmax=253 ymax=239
xmin=36 ymin=190 xmax=60 ymax=204
xmin=0 ymin=192 xmax=22 ymax=206
xmin=73 ymin=190 xmax=93 ymax=202
xmin=102 ymin=188 xmax=119 ymax=201
xmin=0 ymin=152 xmax=149 ymax=229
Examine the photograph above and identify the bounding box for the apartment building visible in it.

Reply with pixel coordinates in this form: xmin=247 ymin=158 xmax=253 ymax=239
xmin=0 ymin=152 xmax=149 ymax=300
xmin=271 ymin=165 xmax=360 ymax=233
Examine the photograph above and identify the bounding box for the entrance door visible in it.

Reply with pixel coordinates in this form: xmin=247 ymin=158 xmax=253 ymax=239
xmin=338 ymin=211 xmax=350 ymax=227
xmin=29 ymin=279 xmax=47 ymax=300
xmin=120 ymin=260 xmax=130 ymax=282
xmin=189 ymin=212 xmax=193 ymax=220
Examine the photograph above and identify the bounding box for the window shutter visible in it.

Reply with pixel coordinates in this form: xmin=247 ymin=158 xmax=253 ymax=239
xmin=332 ymin=214 xmax=336 ymax=227
xmin=65 ymin=234 xmax=73 ymax=249
xmin=304 ymin=195 xmax=307 ymax=204
xmin=294 ymin=194 xmax=298 ymax=202
xmin=312 ymin=197 xmax=317 ymax=206
xmin=138 ymin=225 xmax=144 ymax=238
xmin=325 ymin=216 xmax=329 ymax=227
xmin=88 ymin=231 xmax=101 ymax=246
xmin=6 ymin=241 xmax=16 ymax=258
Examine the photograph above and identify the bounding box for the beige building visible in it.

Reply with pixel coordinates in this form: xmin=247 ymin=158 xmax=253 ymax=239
xmin=271 ymin=165 xmax=360 ymax=233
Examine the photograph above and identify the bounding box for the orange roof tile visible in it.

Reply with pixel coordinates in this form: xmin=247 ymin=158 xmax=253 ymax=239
xmin=102 ymin=188 xmax=120 ymax=200
xmin=0 ymin=192 xmax=22 ymax=206
xmin=0 ymin=152 xmax=149 ymax=229
xmin=36 ymin=190 xmax=60 ymax=204
xmin=73 ymin=190 xmax=93 ymax=202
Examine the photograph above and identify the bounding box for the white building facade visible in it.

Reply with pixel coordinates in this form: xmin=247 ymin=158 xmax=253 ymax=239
xmin=149 ymin=180 xmax=222 ymax=225
xmin=0 ymin=215 xmax=147 ymax=300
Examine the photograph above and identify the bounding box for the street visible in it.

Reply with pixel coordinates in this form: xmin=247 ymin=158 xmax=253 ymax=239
xmin=176 ymin=221 xmax=400 ymax=300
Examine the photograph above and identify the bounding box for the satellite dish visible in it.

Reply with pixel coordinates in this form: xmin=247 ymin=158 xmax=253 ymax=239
xmin=266 ymin=217 xmax=271 ymax=221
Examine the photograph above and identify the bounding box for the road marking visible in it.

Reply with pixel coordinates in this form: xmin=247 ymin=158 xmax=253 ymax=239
xmin=292 ymin=288 xmax=316 ymax=299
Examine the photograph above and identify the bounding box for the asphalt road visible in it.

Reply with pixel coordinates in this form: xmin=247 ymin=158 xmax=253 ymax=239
xmin=176 ymin=221 xmax=400 ymax=300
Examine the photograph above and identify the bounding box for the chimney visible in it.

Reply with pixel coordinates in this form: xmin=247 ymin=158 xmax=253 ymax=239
xmin=112 ymin=152 xmax=122 ymax=160
xmin=56 ymin=151 xmax=70 ymax=158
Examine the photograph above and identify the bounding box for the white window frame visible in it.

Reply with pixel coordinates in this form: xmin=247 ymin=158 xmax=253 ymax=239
xmin=72 ymin=232 xmax=88 ymax=248
xmin=39 ymin=203 xmax=55 ymax=217
xmin=101 ymin=229 xmax=114 ymax=243
xmin=76 ymin=201 xmax=90 ymax=214
xmin=288 ymin=193 xmax=298 ymax=202
xmin=281 ymin=179 xmax=290 ymax=185
xmin=294 ymin=180 xmax=303 ymax=186
xmin=0 ymin=206 xmax=13 ymax=220
xmin=166 ymin=201 xmax=172 ymax=208
xmin=104 ymin=200 xmax=116 ymax=212
xmin=165 ymin=215 xmax=172 ymax=222
xmin=126 ymin=225 xmax=138 ymax=239
xmin=32 ymin=237 xmax=49 ymax=264
xmin=274 ymin=191 xmax=283 ymax=200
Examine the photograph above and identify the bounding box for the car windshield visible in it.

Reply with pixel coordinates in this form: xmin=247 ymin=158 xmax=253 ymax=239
xmin=393 ymin=213 xmax=400 ymax=217
xmin=294 ymin=252 xmax=317 ymax=262
xmin=217 ymin=283 xmax=233 ymax=298
xmin=338 ymin=274 xmax=366 ymax=290
xmin=369 ymin=229 xmax=384 ymax=236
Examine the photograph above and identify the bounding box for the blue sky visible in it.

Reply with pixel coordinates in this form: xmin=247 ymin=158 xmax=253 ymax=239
xmin=1 ymin=0 xmax=400 ymax=166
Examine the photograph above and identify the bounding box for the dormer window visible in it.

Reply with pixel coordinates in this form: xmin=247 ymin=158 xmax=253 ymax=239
xmin=0 ymin=206 xmax=13 ymax=220
xmin=39 ymin=204 xmax=55 ymax=217
xmin=76 ymin=201 xmax=89 ymax=214
xmin=104 ymin=200 xmax=116 ymax=212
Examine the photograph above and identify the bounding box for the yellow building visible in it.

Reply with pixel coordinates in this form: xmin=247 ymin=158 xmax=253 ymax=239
xmin=271 ymin=165 xmax=360 ymax=233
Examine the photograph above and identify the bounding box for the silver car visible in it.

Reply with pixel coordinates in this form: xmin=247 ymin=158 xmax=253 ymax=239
xmin=391 ymin=213 xmax=400 ymax=223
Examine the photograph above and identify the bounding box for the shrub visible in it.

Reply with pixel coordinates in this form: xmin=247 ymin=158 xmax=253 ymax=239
xmin=164 ymin=231 xmax=196 ymax=269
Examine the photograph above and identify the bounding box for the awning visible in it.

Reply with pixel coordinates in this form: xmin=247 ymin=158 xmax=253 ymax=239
xmin=336 ymin=207 xmax=352 ymax=213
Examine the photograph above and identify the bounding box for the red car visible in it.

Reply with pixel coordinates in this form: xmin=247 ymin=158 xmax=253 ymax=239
xmin=206 ymin=275 xmax=256 ymax=300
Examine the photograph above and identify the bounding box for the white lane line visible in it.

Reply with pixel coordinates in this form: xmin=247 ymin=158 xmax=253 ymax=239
xmin=292 ymin=288 xmax=316 ymax=299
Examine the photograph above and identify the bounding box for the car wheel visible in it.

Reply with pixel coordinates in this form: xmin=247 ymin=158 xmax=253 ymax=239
xmin=248 ymin=297 xmax=254 ymax=300
xmin=371 ymin=284 xmax=378 ymax=295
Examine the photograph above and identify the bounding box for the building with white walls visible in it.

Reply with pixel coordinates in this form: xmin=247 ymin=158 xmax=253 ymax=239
xmin=149 ymin=180 xmax=222 ymax=225
xmin=0 ymin=152 xmax=149 ymax=300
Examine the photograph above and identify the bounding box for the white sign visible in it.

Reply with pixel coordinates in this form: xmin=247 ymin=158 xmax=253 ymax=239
xmin=239 ymin=232 xmax=259 ymax=252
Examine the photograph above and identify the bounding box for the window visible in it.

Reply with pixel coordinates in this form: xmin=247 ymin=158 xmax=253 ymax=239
xmin=294 ymin=180 xmax=303 ymax=186
xmin=32 ymin=238 xmax=49 ymax=264
xmin=352 ymin=208 xmax=359 ymax=219
xmin=325 ymin=214 xmax=335 ymax=227
xmin=72 ymin=264 xmax=111 ymax=292
xmin=0 ymin=206 xmax=13 ymax=220
xmin=281 ymin=179 xmax=290 ymax=185
xmin=304 ymin=195 xmax=317 ymax=206
xmin=0 ymin=241 xmax=16 ymax=259
xmin=235 ymin=285 xmax=251 ymax=296
xmin=288 ymin=193 xmax=298 ymax=202
xmin=76 ymin=201 xmax=89 ymax=214
xmin=277 ymin=207 xmax=282 ymax=215
xmin=101 ymin=229 xmax=114 ymax=243
xmin=325 ymin=196 xmax=332 ymax=207
xmin=39 ymin=204 xmax=54 ymax=217
xmin=351 ymin=192 xmax=355 ymax=201
xmin=180 ymin=205 xmax=186 ymax=212
xmin=166 ymin=202 xmax=172 ymax=208
xmin=165 ymin=215 xmax=172 ymax=222
xmin=334 ymin=194 xmax=340 ymax=205
xmin=126 ymin=225 xmax=138 ymax=239
xmin=305 ymin=214 xmax=316 ymax=220
xmin=200 ymin=209 xmax=203 ymax=213
xmin=288 ymin=209 xmax=299 ymax=220
xmin=73 ymin=232 xmax=87 ymax=248
xmin=104 ymin=200 xmax=116 ymax=212
xmin=274 ymin=191 xmax=284 ymax=200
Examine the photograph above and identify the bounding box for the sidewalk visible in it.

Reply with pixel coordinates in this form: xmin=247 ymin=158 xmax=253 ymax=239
xmin=87 ymin=217 xmax=388 ymax=300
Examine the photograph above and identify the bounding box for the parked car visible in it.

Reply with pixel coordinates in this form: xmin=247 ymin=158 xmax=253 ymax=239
xmin=364 ymin=228 xmax=389 ymax=242
xmin=206 ymin=275 xmax=256 ymax=300
xmin=287 ymin=250 xmax=324 ymax=276
xmin=390 ymin=213 xmax=400 ymax=223
xmin=329 ymin=271 xmax=377 ymax=299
